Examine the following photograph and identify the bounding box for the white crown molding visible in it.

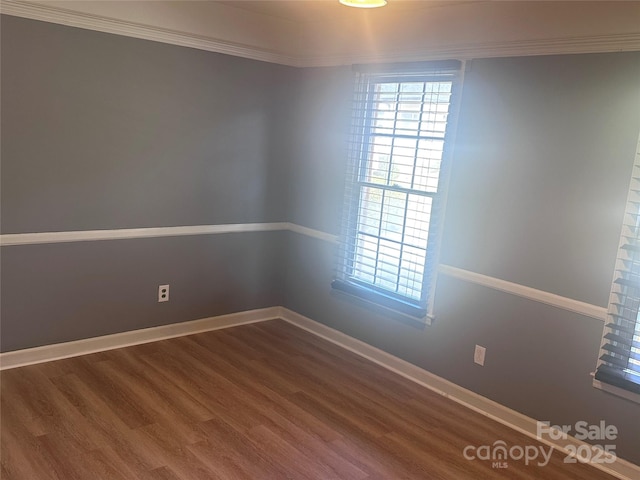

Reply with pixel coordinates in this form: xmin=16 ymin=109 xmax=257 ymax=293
xmin=0 ymin=0 xmax=300 ymax=66
xmin=2 ymin=0 xmax=639 ymax=68
xmin=301 ymin=33 xmax=640 ymax=67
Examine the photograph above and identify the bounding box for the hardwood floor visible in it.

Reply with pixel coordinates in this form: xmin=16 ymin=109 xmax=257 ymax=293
xmin=1 ymin=319 xmax=616 ymax=479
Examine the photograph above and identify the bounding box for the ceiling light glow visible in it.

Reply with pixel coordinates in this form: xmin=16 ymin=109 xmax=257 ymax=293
xmin=339 ymin=0 xmax=387 ymax=8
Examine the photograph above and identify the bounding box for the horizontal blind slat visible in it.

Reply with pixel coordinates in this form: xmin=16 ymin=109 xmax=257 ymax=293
xmin=601 ymin=344 xmax=640 ymax=362
xmin=603 ymin=331 xmax=639 ymax=349
xmin=596 ymin=138 xmax=640 ymax=394
xmin=336 ymin=66 xmax=459 ymax=311
xmin=600 ymin=353 xmax=633 ymax=369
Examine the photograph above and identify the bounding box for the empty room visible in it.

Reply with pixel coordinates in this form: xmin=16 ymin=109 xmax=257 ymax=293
xmin=1 ymin=1 xmax=639 ymax=479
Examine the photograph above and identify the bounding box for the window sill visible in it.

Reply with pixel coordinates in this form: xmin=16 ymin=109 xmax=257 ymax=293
xmin=331 ymin=279 xmax=432 ymax=326
xmin=592 ymin=377 xmax=640 ymax=405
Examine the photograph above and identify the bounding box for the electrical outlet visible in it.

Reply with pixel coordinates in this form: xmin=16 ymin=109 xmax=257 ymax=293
xmin=474 ymin=345 xmax=486 ymax=366
xmin=158 ymin=284 xmax=169 ymax=302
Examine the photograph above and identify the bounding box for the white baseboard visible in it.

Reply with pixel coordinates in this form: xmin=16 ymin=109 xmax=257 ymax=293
xmin=0 ymin=307 xmax=280 ymax=370
xmin=1 ymin=305 xmax=637 ymax=479
xmin=279 ymin=307 xmax=640 ymax=480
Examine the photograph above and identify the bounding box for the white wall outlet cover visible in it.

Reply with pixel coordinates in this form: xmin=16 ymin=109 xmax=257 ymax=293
xmin=158 ymin=284 xmax=169 ymax=302
xmin=474 ymin=345 xmax=486 ymax=366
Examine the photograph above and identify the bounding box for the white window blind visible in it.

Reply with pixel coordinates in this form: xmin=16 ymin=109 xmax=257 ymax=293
xmin=595 ymin=136 xmax=640 ymax=394
xmin=333 ymin=61 xmax=461 ymax=318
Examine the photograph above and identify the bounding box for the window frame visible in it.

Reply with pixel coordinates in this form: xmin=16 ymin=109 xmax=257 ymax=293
xmin=594 ymin=133 xmax=640 ymax=402
xmin=333 ymin=62 xmax=462 ymax=321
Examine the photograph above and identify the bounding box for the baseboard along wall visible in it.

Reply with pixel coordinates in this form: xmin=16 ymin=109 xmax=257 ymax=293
xmin=0 ymin=306 xmax=637 ymax=480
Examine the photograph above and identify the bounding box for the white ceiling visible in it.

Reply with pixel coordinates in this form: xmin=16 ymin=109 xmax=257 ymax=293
xmin=2 ymin=0 xmax=639 ymax=66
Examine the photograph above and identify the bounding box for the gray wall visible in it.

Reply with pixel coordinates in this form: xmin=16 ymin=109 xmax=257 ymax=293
xmin=2 ymin=232 xmax=285 ymax=350
xmin=1 ymin=16 xmax=291 ymax=232
xmin=2 ymin=14 xmax=640 ymax=466
xmin=281 ymin=53 xmax=640 ymax=464
xmin=441 ymin=56 xmax=639 ymax=306
xmin=278 ymin=67 xmax=353 ymax=233
xmin=1 ymin=16 xmax=289 ymax=350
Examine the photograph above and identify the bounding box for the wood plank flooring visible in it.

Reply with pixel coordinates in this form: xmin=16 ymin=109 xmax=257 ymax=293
xmin=1 ymin=319 xmax=616 ymax=479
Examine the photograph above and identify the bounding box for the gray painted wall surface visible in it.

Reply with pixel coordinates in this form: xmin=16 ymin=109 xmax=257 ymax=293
xmin=281 ymin=53 xmax=640 ymax=464
xmin=2 ymin=14 xmax=640 ymax=466
xmin=278 ymin=67 xmax=353 ymax=233
xmin=1 ymin=16 xmax=291 ymax=233
xmin=1 ymin=16 xmax=287 ymax=350
xmin=441 ymin=55 xmax=640 ymax=307
xmin=1 ymin=232 xmax=285 ymax=352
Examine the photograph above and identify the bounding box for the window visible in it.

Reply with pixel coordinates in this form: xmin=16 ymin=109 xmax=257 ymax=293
xmin=595 ymin=136 xmax=640 ymax=396
xmin=333 ymin=61 xmax=461 ymax=319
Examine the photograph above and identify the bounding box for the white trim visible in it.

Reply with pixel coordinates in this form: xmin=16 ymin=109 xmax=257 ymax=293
xmin=594 ymin=132 xmax=640 ymax=404
xmin=285 ymin=222 xmax=338 ymax=243
xmin=300 ymin=33 xmax=640 ymax=67
xmin=1 ymin=304 xmax=637 ymax=477
xmin=1 ymin=1 xmax=639 ymax=68
xmin=0 ymin=222 xmax=337 ymax=246
xmin=593 ymin=379 xmax=640 ymax=405
xmin=424 ymin=61 xmax=466 ymax=319
xmin=0 ymin=223 xmax=290 ymax=246
xmin=0 ymin=307 xmax=281 ymax=370
xmin=279 ymin=307 xmax=639 ymax=480
xmin=438 ymin=264 xmax=608 ymax=322
xmin=1 ymin=226 xmax=609 ymax=326
xmin=0 ymin=0 xmax=299 ymax=66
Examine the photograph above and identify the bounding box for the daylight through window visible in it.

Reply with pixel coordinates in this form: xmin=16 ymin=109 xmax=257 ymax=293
xmin=595 ymin=141 xmax=640 ymax=395
xmin=334 ymin=63 xmax=461 ymax=317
